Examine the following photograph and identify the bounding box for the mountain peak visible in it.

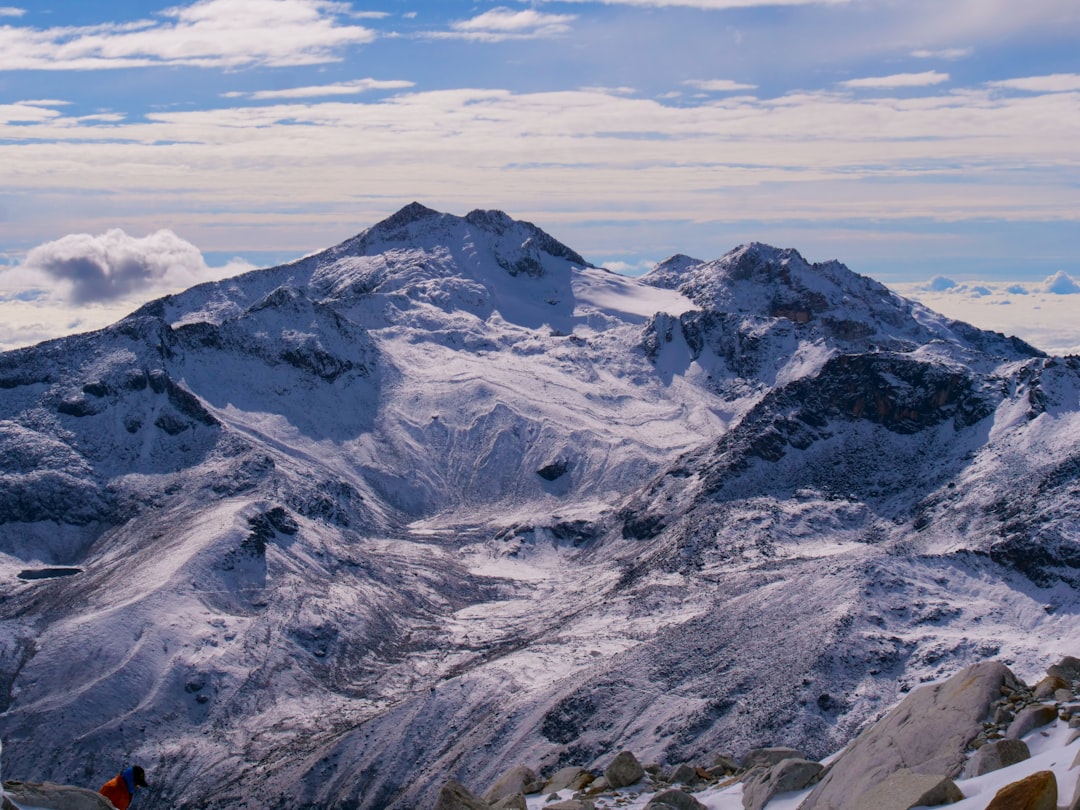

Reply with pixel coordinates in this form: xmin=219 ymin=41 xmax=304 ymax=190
xmin=375 ymin=201 xmax=441 ymax=231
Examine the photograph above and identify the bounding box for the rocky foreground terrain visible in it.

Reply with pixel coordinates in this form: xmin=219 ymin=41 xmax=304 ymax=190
xmin=435 ymin=657 xmax=1080 ymax=810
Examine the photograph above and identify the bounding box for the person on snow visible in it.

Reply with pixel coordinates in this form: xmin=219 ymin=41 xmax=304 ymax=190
xmin=99 ymin=765 xmax=149 ymax=809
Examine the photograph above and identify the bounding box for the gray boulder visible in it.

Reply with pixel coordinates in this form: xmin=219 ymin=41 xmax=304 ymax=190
xmin=0 ymin=781 xmax=115 ymax=810
xmin=546 ymin=801 xmax=595 ymax=810
xmin=1048 ymin=656 xmax=1080 ymax=683
xmin=743 ymin=759 xmax=824 ymax=810
xmin=644 ymin=788 xmax=708 ymax=810
xmin=1005 ymin=704 xmax=1058 ymax=740
xmin=856 ymin=769 xmax=963 ymax=810
xmin=799 ymin=660 xmax=1019 ymax=810
xmin=604 ymin=751 xmax=645 ymax=789
xmin=434 ymin=780 xmax=493 ymax=810
xmin=962 ymin=739 xmax=1031 ymax=778
xmin=742 ymin=747 xmax=805 ymax=770
xmin=484 ymin=765 xmax=538 ymax=804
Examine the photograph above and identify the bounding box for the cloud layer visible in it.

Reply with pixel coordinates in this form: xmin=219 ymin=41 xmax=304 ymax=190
xmin=0 ymin=0 xmax=375 ymax=70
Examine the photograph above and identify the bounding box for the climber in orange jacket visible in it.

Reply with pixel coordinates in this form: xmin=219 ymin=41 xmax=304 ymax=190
xmin=99 ymin=765 xmax=149 ymax=809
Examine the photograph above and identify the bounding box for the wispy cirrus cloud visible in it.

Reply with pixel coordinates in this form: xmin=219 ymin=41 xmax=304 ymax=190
xmin=911 ymin=47 xmax=972 ymax=60
xmin=0 ymin=0 xmax=376 ymax=71
xmin=683 ymin=79 xmax=757 ymax=92
xmin=989 ymin=74 xmax=1080 ymax=93
xmin=422 ymin=8 xmax=577 ymax=41
xmin=223 ymin=78 xmax=414 ymax=101
xmin=841 ymin=71 xmax=950 ymax=89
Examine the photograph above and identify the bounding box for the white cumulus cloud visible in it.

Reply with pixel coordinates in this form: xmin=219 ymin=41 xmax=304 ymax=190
xmin=21 ymin=229 xmax=242 ymax=304
xmin=1043 ymin=270 xmax=1080 ymax=294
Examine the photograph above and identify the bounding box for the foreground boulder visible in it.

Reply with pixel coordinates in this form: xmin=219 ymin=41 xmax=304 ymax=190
xmin=984 ymin=770 xmax=1057 ymax=810
xmin=799 ymin=661 xmax=1020 ymax=810
xmin=1 ymin=781 xmax=114 ymax=810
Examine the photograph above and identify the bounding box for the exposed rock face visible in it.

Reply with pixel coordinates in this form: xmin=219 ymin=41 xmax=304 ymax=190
xmin=799 ymin=661 xmax=1019 ymax=810
xmin=984 ymin=770 xmax=1057 ymax=810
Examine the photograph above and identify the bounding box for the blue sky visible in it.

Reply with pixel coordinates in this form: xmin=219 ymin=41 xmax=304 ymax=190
xmin=0 ymin=0 xmax=1078 ymax=351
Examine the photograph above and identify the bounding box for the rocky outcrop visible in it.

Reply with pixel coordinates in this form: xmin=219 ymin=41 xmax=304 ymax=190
xmin=799 ymin=661 xmax=1020 ymax=810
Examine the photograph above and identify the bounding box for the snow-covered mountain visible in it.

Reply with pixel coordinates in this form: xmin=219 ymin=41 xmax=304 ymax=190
xmin=0 ymin=203 xmax=1077 ymax=808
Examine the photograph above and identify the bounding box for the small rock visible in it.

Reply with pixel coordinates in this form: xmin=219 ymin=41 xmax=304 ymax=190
xmin=984 ymin=769 xmax=1057 ymax=810
xmin=963 ymin=739 xmax=1031 ymax=778
xmin=1056 ymin=688 xmax=1075 ymax=703
xmin=712 ymin=754 xmax=741 ymax=773
xmin=1006 ymin=705 xmax=1058 ymax=740
xmin=605 ymin=751 xmax=645 ymax=789
xmin=994 ymin=706 xmax=1015 ymax=725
